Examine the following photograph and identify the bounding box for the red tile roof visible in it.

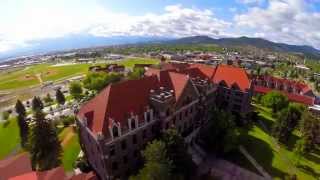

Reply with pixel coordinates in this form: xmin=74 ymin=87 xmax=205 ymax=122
xmin=70 ymin=172 xmax=97 ymax=180
xmin=254 ymin=86 xmax=314 ymax=105
xmin=79 ymin=63 xmax=252 ymax=136
xmin=8 ymin=167 xmax=66 ymax=180
xmin=78 ymin=76 xmax=159 ymax=135
xmin=212 ymin=64 xmax=251 ymax=91
xmin=160 ymin=71 xmax=189 ymax=101
xmin=0 ymin=153 xmax=32 ymax=180
xmin=255 ymin=75 xmax=312 ymax=94
xmin=189 ymin=64 xmax=216 ymax=79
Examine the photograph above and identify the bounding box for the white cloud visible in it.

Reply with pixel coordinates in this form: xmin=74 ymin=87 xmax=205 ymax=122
xmin=235 ymin=0 xmax=320 ymax=48
xmin=88 ymin=4 xmax=232 ymax=38
xmin=0 ymin=3 xmax=232 ymax=53
xmin=237 ymin=0 xmax=265 ymax=5
xmin=0 ymin=0 xmax=320 ymax=53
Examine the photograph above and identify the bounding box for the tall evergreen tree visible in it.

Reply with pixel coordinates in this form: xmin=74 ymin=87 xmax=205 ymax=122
xmin=29 ymin=110 xmax=62 ymax=171
xmin=15 ymin=100 xmax=26 ymax=117
xmin=15 ymin=100 xmax=29 ymax=149
xmin=32 ymin=97 xmax=44 ymax=111
xmin=130 ymin=140 xmax=172 ymax=180
xmin=55 ymin=89 xmax=65 ymax=105
xmin=162 ymin=128 xmax=195 ymax=179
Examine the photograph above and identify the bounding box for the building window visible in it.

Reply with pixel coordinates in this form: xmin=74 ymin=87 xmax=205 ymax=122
xmin=151 ymin=125 xmax=157 ymax=135
xmin=185 ymin=110 xmax=188 ymax=117
xmin=121 ymin=140 xmax=127 ymax=150
xmin=131 ymin=119 xmax=136 ymax=129
xmin=166 ymin=109 xmax=170 ymax=116
xmin=179 ymin=113 xmax=182 ymax=121
xmin=112 ymin=162 xmax=118 ymax=170
xmin=123 ymin=156 xmax=128 ymax=164
xmin=132 ymin=134 xmax=137 ymax=144
xmin=109 ymin=145 xmax=115 ymax=156
xmin=113 ymin=126 xmax=119 ymax=138
xmin=142 ymin=129 xmax=147 ymax=139
xmin=172 ymin=117 xmax=176 ymax=125
xmin=146 ymin=112 xmax=151 ymax=122
xmin=165 ymin=122 xmax=169 ymax=129
xmin=133 ymin=150 xmax=139 ymax=158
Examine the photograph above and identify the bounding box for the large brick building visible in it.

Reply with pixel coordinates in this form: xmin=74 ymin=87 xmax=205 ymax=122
xmin=76 ymin=63 xmax=253 ymax=180
xmin=253 ymin=75 xmax=315 ymax=105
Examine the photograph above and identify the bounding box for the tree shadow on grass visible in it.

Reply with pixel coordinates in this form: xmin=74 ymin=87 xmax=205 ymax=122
xmin=238 ymin=128 xmax=288 ymax=179
xmin=286 ymin=133 xmax=300 ymax=151
xmin=304 ymin=149 xmax=320 ymax=165
xmin=297 ymin=164 xmax=320 ymax=178
xmin=256 ymin=114 xmax=274 ymax=134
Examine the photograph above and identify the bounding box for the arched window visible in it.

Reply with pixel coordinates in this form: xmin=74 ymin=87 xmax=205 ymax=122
xmin=113 ymin=126 xmax=119 ymax=138
xmin=166 ymin=109 xmax=170 ymax=116
xmin=131 ymin=119 xmax=136 ymax=129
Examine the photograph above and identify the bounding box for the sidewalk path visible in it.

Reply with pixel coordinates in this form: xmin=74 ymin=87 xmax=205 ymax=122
xmin=239 ymin=145 xmax=272 ymax=180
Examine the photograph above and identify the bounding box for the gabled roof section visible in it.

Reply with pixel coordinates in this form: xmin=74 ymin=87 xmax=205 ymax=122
xmin=189 ymin=64 xmax=216 ymax=79
xmin=78 ymin=76 xmax=159 ymax=135
xmin=77 ymin=86 xmax=111 ymax=134
xmin=163 ymin=72 xmax=190 ymax=102
xmin=213 ymin=64 xmax=250 ymax=91
xmin=180 ymin=68 xmax=209 ymax=80
xmin=0 ymin=153 xmax=32 ymax=180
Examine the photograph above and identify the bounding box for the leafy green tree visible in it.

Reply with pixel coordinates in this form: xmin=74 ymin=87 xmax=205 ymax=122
xmin=299 ymin=111 xmax=320 ymax=152
xmin=31 ymin=97 xmax=44 ymax=111
xmin=131 ymin=140 xmax=172 ymax=180
xmin=43 ymin=93 xmax=53 ymax=104
xmin=29 ymin=110 xmax=62 ymax=171
xmin=128 ymin=68 xmax=145 ymax=80
xmin=162 ymin=129 xmax=195 ymax=179
xmin=69 ymin=81 xmax=83 ymax=100
xmin=272 ymin=103 xmax=305 ymax=143
xmin=2 ymin=111 xmax=10 ymax=120
xmin=293 ymin=138 xmax=307 ymax=165
xmin=83 ymin=72 xmax=122 ymax=92
xmin=55 ymin=89 xmax=65 ymax=105
xmin=199 ymin=108 xmax=239 ymax=154
xmin=262 ymin=91 xmax=289 ymax=113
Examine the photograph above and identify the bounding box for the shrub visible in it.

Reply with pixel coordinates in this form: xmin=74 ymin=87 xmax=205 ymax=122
xmin=61 ymin=115 xmax=75 ymax=127
xmin=2 ymin=111 xmax=10 ymax=120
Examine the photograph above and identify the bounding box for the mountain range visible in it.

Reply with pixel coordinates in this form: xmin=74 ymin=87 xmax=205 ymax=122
xmin=167 ymin=36 xmax=320 ymax=58
xmin=1 ymin=35 xmax=319 ymax=61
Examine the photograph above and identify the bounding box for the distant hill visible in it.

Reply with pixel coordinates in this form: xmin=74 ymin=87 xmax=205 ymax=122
xmin=0 ymin=35 xmax=169 ymax=61
xmin=167 ymin=36 xmax=320 ymax=58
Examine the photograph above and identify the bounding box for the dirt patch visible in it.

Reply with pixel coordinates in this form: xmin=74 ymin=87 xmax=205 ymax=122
xmin=19 ymin=74 xmax=36 ymax=81
xmin=61 ymin=127 xmax=76 ymax=147
xmin=62 ymin=132 xmax=75 ymax=147
xmin=44 ymin=69 xmax=58 ymax=77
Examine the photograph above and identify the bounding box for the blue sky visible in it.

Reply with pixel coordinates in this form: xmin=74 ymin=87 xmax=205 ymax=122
xmin=0 ymin=0 xmax=320 ymax=53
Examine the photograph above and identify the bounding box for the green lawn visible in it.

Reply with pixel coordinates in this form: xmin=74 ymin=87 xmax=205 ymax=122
xmin=239 ymin=103 xmax=320 ymax=179
xmin=0 ymin=119 xmax=81 ymax=172
xmin=0 ymin=118 xmax=21 ymax=159
xmin=118 ymin=58 xmax=159 ymax=68
xmin=0 ymin=58 xmax=159 ymax=91
xmin=59 ymin=127 xmax=81 ymax=172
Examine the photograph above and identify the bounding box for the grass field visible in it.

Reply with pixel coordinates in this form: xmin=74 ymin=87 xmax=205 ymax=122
xmin=0 ymin=118 xmax=21 ymax=159
xmin=0 ymin=58 xmax=159 ymax=91
xmin=59 ymin=127 xmax=81 ymax=171
xmin=239 ymin=103 xmax=320 ymax=179
xmin=0 ymin=120 xmax=81 ymax=172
